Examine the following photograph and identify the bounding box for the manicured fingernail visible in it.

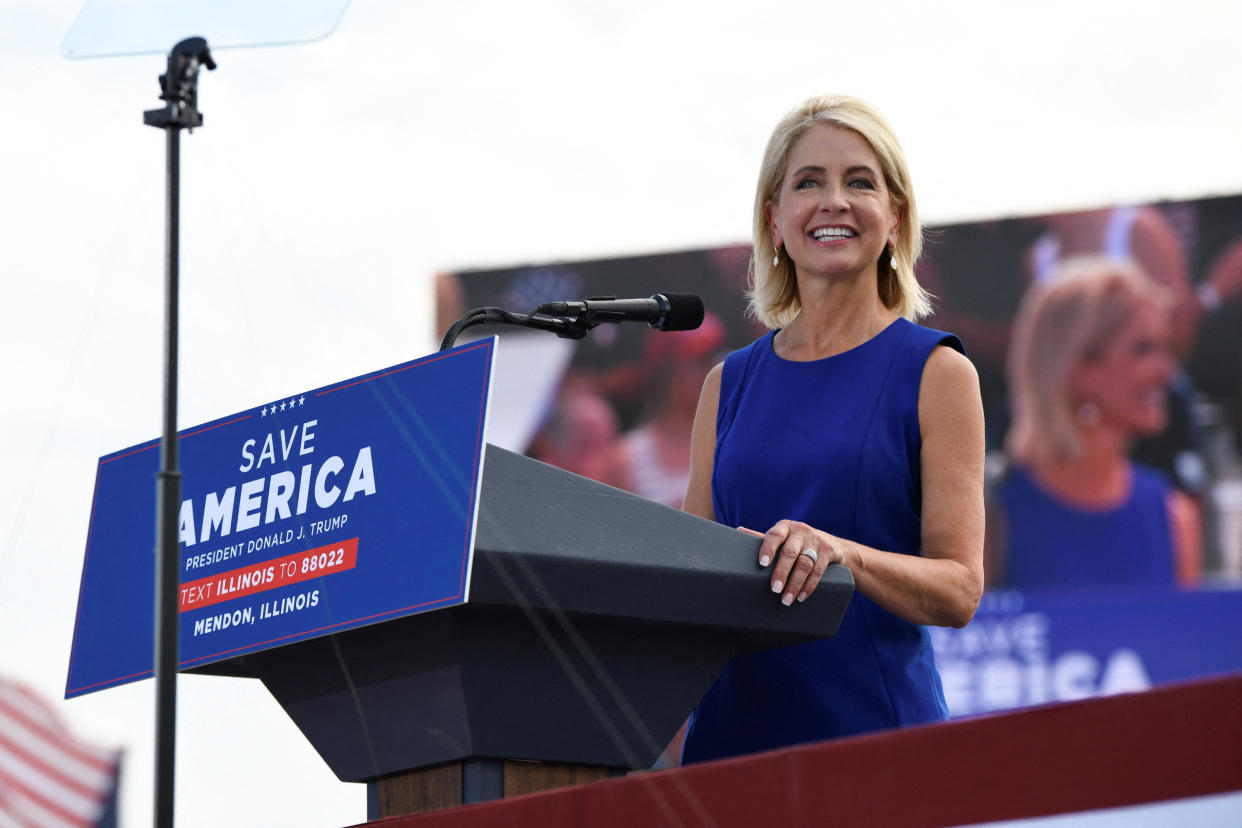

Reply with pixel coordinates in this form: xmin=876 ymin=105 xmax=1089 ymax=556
xmin=797 ymin=593 xmax=807 ymax=603
xmin=771 ymin=580 xmax=783 ymax=593
xmin=781 ymin=593 xmax=794 ymax=606
xmin=759 ymin=555 xmax=771 ymax=567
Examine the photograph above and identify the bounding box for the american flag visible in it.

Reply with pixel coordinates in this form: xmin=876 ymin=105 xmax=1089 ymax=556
xmin=0 ymin=678 xmax=119 ymax=828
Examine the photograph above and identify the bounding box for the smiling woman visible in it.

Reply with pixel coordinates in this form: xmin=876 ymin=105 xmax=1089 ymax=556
xmin=765 ymin=126 xmax=901 ymax=310
xmin=679 ymin=95 xmax=985 ymax=763
xmin=991 ymin=256 xmax=1204 ymax=589
xmin=747 ymin=96 xmax=931 ymax=331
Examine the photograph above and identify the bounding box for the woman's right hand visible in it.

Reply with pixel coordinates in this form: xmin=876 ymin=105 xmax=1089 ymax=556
xmin=746 ymin=520 xmax=850 ymax=607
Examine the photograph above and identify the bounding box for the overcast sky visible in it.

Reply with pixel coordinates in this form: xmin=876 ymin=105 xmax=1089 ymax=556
xmin=3 ymin=1 xmax=1241 ymax=825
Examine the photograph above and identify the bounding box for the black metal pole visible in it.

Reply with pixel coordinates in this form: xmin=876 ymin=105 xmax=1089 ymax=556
xmin=153 ymin=119 xmax=181 ymax=828
xmin=144 ymin=38 xmax=214 ymax=828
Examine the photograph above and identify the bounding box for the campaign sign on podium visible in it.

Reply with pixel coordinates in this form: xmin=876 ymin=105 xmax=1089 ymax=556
xmin=66 ymin=340 xmax=495 ymax=698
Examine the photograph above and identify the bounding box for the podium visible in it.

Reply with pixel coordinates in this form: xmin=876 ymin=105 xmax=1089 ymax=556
xmin=67 ymin=341 xmax=853 ymax=818
xmin=193 ymin=445 xmax=854 ymax=816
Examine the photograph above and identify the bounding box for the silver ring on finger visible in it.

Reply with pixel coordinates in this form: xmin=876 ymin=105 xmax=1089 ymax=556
xmin=799 ymin=548 xmax=818 ymax=565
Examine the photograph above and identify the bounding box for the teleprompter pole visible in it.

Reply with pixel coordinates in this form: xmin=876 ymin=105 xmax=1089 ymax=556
xmin=143 ymin=37 xmax=215 ymax=828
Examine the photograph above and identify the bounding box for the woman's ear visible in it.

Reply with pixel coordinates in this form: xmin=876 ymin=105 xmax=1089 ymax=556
xmin=1068 ymin=359 xmax=1099 ymax=407
xmin=765 ymin=201 xmax=782 ymax=250
xmin=888 ymin=208 xmax=902 ymax=250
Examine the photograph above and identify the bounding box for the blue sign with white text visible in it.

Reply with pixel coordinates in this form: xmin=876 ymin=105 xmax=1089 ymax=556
xmin=931 ymin=586 xmax=1242 ymax=717
xmin=66 ymin=340 xmax=495 ymax=698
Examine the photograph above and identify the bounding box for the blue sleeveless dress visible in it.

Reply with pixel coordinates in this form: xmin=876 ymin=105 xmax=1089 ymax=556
xmin=996 ymin=463 xmax=1175 ymax=588
xmin=681 ymin=318 xmax=961 ymax=763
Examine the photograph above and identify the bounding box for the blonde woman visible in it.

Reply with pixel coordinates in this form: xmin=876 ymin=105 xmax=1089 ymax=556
xmin=991 ymin=257 xmax=1202 ymax=588
xmin=680 ymin=96 xmax=984 ymax=762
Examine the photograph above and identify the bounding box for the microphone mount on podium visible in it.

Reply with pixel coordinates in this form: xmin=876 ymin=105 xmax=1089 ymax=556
xmin=439 ymin=292 xmax=704 ymax=351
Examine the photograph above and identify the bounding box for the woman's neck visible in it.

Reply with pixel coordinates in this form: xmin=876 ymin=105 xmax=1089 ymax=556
xmin=776 ymin=276 xmax=894 ymax=360
xmin=1029 ymin=428 xmax=1132 ymax=507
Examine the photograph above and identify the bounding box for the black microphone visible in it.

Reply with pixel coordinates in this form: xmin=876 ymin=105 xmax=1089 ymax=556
xmin=535 ymin=293 xmax=705 ymax=331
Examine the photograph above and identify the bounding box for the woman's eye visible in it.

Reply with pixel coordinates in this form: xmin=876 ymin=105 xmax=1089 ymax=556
xmin=794 ymin=178 xmax=818 ymax=190
xmin=849 ymin=178 xmax=876 ymax=190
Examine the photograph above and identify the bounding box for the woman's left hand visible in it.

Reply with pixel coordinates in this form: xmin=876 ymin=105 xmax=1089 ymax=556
xmin=751 ymin=520 xmax=850 ymax=606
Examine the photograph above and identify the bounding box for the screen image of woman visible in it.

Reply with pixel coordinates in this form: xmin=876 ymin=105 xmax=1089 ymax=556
xmin=989 ymin=257 xmax=1203 ymax=589
xmin=679 ymin=95 xmax=986 ymax=762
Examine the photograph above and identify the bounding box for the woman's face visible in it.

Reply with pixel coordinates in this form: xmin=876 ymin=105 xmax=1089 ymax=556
xmin=1074 ymin=301 xmax=1176 ymax=437
xmin=765 ymin=124 xmax=900 ymax=283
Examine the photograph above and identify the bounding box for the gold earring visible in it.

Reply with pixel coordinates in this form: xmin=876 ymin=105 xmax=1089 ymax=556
xmin=773 ymin=247 xmax=781 ymax=267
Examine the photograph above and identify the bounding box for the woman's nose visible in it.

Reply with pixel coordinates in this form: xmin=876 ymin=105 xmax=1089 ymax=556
xmin=819 ymin=184 xmax=850 ymax=212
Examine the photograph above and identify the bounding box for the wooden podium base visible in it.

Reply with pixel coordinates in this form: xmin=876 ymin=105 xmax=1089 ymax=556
xmin=369 ymin=759 xmax=622 ymax=819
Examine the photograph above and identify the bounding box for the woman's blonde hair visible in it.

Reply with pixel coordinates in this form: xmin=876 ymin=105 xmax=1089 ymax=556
xmin=1006 ymin=256 xmax=1166 ymax=464
xmin=747 ymin=94 xmax=930 ymax=328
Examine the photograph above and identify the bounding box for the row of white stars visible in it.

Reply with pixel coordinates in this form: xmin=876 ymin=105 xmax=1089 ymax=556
xmin=259 ymin=396 xmax=307 ymax=416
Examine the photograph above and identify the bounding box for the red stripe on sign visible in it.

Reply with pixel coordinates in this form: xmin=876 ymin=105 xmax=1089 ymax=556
xmin=179 ymin=537 xmax=359 ymax=612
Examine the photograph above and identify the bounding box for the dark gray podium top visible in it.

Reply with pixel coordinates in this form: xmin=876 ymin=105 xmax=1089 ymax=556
xmin=473 ymin=444 xmax=853 ymax=645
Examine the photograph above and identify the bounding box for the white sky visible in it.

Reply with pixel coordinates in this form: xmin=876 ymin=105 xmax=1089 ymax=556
xmin=2 ymin=1 xmax=1241 ymax=825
